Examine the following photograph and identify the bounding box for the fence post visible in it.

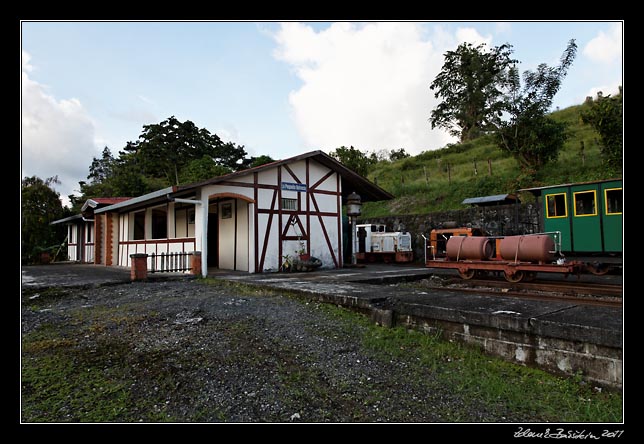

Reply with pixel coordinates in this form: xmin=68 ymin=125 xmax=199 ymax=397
xmin=190 ymin=251 xmax=202 ymax=276
xmin=130 ymin=253 xmax=148 ymax=281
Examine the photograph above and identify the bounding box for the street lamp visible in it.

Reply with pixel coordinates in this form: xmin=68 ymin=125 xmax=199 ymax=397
xmin=346 ymin=191 xmax=362 ymax=265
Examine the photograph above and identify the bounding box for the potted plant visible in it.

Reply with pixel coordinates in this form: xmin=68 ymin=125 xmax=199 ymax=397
xmin=296 ymin=238 xmax=310 ymax=261
xmin=281 ymin=254 xmax=293 ymax=272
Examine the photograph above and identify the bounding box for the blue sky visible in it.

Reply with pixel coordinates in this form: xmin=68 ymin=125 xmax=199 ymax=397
xmin=21 ymin=21 xmax=623 ymax=206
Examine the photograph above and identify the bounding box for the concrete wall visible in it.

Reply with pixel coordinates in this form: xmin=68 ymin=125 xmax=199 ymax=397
xmin=392 ymin=312 xmax=621 ymax=389
xmin=359 ymin=202 xmax=543 ymax=262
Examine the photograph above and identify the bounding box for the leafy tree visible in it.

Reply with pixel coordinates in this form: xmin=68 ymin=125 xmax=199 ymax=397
xmin=581 ymin=88 xmax=623 ymax=174
xmin=248 ymin=155 xmax=275 ymax=168
xmin=495 ymin=39 xmax=578 ymax=173
xmin=430 ymin=42 xmax=517 ymax=142
xmin=123 ymin=116 xmax=251 ymax=185
xmin=179 ymin=155 xmax=233 ymax=184
xmin=21 ymin=176 xmax=68 ymax=263
xmin=388 ymin=148 xmax=410 ymax=162
xmin=329 ymin=146 xmax=375 ymax=176
xmin=88 ymin=146 xmax=116 ymax=184
xmin=73 ymin=116 xmax=255 ymax=202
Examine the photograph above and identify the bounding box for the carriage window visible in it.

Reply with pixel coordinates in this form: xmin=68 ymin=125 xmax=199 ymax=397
xmin=574 ymin=191 xmax=597 ymax=216
xmin=546 ymin=193 xmax=567 ymax=218
xmin=605 ymin=188 xmax=622 ymax=215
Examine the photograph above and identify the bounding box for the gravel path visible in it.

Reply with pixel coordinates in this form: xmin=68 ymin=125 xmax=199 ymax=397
xmin=21 ymin=278 xmax=523 ymax=423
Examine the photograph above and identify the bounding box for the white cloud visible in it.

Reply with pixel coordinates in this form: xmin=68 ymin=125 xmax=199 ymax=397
xmin=495 ymin=22 xmax=512 ymax=36
xmin=583 ymin=23 xmax=622 ymax=64
xmin=272 ymin=22 xmax=457 ymax=155
xmin=455 ymin=27 xmax=493 ymax=47
xmin=21 ymin=50 xmax=98 ymax=206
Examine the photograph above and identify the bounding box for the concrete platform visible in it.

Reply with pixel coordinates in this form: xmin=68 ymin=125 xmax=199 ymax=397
xmin=22 ymin=262 xmax=623 ymax=388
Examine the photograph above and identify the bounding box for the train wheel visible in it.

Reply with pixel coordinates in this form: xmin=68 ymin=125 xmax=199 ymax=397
xmin=458 ymin=269 xmax=476 ymax=280
xmin=503 ymin=270 xmax=524 ymax=283
xmin=587 ymin=263 xmax=610 ymax=276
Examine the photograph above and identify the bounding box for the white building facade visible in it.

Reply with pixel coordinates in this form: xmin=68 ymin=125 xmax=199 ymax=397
xmin=65 ymin=151 xmax=391 ymax=276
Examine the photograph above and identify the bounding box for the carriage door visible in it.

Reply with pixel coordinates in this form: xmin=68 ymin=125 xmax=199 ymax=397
xmin=571 ymin=184 xmax=602 ymax=252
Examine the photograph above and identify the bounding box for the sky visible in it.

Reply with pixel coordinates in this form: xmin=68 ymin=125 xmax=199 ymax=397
xmin=21 ymin=21 xmax=623 ymax=207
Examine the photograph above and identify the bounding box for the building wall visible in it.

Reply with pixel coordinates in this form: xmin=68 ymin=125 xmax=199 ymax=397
xmin=198 ymin=158 xmax=342 ymax=275
xmin=91 ymin=158 xmax=343 ymax=276
xmin=115 ymin=204 xmax=196 ymax=268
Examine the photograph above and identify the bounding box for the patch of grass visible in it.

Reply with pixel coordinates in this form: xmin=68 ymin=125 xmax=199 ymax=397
xmin=21 ymin=318 xmax=179 ymax=422
xmin=312 ymin=302 xmax=622 ymax=423
xmin=362 ymin=102 xmax=620 ymax=218
xmin=22 ymin=328 xmax=131 ymax=422
xmin=200 ymin=277 xmax=275 ymax=297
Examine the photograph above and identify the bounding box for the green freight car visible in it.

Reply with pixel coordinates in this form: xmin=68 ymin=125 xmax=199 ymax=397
xmin=520 ymin=179 xmax=622 ymax=254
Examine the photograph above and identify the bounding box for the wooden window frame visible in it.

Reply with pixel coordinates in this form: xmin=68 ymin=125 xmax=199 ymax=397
xmin=545 ymin=193 xmax=568 ymax=219
xmin=573 ymin=190 xmax=598 ymax=217
xmin=604 ymin=187 xmax=622 ymax=216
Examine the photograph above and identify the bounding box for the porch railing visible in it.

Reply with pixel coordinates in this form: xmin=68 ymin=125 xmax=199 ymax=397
xmin=149 ymin=251 xmax=193 ymax=273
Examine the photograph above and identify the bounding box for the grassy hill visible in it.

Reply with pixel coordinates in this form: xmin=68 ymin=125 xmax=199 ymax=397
xmin=361 ymin=101 xmax=620 ymax=218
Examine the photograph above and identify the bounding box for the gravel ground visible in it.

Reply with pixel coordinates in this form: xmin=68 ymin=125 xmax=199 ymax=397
xmin=21 ymin=278 xmax=535 ymax=423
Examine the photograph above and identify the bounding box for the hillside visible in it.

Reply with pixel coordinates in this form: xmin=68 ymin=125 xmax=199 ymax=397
xmin=361 ymin=101 xmax=621 ymax=218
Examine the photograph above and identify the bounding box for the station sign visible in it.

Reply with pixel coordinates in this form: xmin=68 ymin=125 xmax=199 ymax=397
xmin=281 ymin=182 xmax=307 ymax=193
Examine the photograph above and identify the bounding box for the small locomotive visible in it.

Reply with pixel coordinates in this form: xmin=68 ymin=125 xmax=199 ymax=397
xmin=354 ymin=223 xmax=413 ymax=263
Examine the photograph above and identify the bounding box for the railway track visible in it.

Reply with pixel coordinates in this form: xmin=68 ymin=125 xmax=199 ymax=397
xmin=445 ymin=277 xmax=622 ymax=297
xmin=418 ymin=277 xmax=623 ymax=308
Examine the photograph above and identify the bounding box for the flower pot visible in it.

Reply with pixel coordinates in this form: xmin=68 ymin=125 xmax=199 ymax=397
xmin=299 ymin=254 xmax=311 ymax=261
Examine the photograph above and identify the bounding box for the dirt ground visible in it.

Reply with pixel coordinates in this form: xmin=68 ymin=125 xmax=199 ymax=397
xmin=21 ymin=276 xmax=622 ymax=424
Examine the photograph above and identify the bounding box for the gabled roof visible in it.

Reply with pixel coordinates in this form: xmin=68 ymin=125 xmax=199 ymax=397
xmin=176 ymin=150 xmax=393 ymax=202
xmin=94 ymin=150 xmax=393 ymax=214
xmin=94 ymin=187 xmax=176 ymax=214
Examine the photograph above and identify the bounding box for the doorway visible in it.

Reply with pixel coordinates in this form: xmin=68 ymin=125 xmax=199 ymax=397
xmin=207 ymin=203 xmax=218 ymax=268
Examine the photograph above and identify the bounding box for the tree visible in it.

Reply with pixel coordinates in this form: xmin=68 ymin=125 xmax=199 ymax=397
xmin=430 ymin=42 xmax=517 ymax=142
xmin=248 ymin=155 xmax=275 ymax=168
xmin=21 ymin=176 xmax=67 ymax=263
xmin=73 ymin=116 xmax=256 ymax=202
xmin=123 ymin=116 xmax=251 ymax=185
xmin=329 ymin=146 xmax=375 ymax=176
xmin=495 ymin=39 xmax=578 ymax=173
xmin=88 ymin=146 xmax=116 ymax=184
xmin=179 ymin=155 xmax=233 ymax=184
xmin=581 ymin=88 xmax=623 ymax=174
xmin=388 ymin=148 xmax=410 ymax=162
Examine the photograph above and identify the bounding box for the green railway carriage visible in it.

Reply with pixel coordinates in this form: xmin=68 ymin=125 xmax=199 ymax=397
xmin=521 ymin=179 xmax=622 ymax=254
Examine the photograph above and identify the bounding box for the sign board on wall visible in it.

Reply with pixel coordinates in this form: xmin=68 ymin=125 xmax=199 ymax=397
xmin=281 ymin=182 xmax=307 ymax=192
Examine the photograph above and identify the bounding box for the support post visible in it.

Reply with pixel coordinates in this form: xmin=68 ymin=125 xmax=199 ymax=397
xmin=190 ymin=251 xmax=202 ymax=275
xmin=130 ymin=253 xmax=148 ymax=281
